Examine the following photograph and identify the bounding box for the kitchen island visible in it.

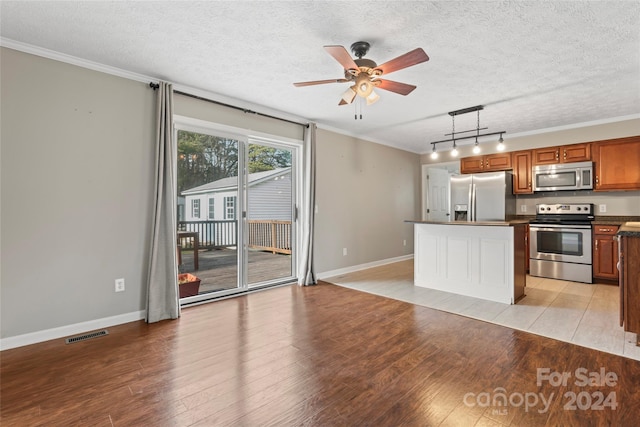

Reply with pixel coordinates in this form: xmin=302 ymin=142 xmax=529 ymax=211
xmin=406 ymin=220 xmax=528 ymax=304
xmin=617 ymin=223 xmax=640 ymax=345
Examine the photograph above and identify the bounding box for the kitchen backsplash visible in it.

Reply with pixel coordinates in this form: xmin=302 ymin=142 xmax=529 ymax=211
xmin=516 ymin=190 xmax=640 ymax=216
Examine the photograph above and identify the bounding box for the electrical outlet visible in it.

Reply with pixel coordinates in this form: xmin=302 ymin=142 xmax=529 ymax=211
xmin=403 ymin=239 xmax=407 ymax=246
xmin=115 ymin=278 xmax=125 ymax=292
xmin=342 ymin=248 xmax=348 ymax=256
xmin=599 ymin=204 xmax=607 ymax=213
xmin=520 ymin=205 xmax=527 ymax=213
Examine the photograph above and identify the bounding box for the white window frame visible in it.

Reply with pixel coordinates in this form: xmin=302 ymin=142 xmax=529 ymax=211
xmin=191 ymin=199 xmax=200 ymax=218
xmin=224 ymin=196 xmax=236 ymax=220
xmin=208 ymin=197 xmax=215 ymax=220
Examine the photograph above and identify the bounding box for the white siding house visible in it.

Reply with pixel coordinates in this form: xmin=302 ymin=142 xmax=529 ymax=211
xmin=181 ymin=168 xmax=292 ymax=222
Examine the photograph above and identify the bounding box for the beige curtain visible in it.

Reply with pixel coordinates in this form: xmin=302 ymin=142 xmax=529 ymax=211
xmin=297 ymin=123 xmax=317 ymax=286
xmin=146 ymin=82 xmax=180 ymax=322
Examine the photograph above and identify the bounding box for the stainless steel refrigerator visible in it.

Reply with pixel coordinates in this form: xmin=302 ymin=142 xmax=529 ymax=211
xmin=450 ymin=171 xmax=515 ymax=221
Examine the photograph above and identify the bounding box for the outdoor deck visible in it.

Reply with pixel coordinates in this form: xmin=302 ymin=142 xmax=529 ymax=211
xmin=178 ymin=248 xmax=293 ymax=294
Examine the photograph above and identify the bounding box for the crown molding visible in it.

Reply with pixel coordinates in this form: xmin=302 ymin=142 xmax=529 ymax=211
xmin=1 ymin=37 xmax=155 ymax=84
xmin=506 ymin=114 xmax=640 ymax=140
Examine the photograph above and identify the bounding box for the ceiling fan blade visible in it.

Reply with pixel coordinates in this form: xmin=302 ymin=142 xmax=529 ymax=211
xmin=375 ymin=48 xmax=429 ymax=75
xmin=293 ymin=78 xmax=350 ymax=87
xmin=324 ymin=45 xmax=359 ymax=71
xmin=376 ymin=79 xmax=417 ymax=95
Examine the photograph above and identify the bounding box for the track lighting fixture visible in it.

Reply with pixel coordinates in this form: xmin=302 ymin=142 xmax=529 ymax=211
xmin=428 ymin=105 xmax=506 ymax=157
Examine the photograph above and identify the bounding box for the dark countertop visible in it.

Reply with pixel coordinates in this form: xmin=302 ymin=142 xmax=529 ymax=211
xmin=406 ymin=219 xmax=529 ymax=227
xmin=618 ymin=222 xmax=640 ymax=237
xmin=592 ymin=216 xmax=640 ymax=225
xmin=407 ymin=216 xmax=640 ymax=229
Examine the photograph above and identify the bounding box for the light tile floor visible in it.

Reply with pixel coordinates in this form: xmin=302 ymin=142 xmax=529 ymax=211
xmin=325 ymin=260 xmax=640 ymax=361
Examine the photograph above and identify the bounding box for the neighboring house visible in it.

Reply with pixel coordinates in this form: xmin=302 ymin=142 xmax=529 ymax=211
xmin=181 ymin=167 xmax=292 ymax=222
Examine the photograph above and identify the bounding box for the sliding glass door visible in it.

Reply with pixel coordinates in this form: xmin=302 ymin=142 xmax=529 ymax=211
xmin=175 ymin=121 xmax=298 ymax=302
xmin=246 ymin=141 xmax=294 ymax=287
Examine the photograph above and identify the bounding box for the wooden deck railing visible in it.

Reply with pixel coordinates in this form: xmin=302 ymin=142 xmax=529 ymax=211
xmin=178 ymin=220 xmax=237 ymax=249
xmin=178 ymin=220 xmax=291 ymax=254
xmin=247 ymin=220 xmax=291 ymax=254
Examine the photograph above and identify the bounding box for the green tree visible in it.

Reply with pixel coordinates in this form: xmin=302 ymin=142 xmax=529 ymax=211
xmin=177 ymin=131 xmax=238 ymax=194
xmin=248 ymin=144 xmax=291 ymax=173
xmin=177 ymin=131 xmax=292 ymax=193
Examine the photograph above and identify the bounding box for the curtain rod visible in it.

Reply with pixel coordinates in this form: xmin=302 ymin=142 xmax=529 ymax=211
xmin=150 ymin=82 xmax=308 ymax=128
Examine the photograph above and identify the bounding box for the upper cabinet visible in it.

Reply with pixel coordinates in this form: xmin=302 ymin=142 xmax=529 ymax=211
xmin=460 ymin=152 xmax=512 ymax=174
xmin=532 ymin=143 xmax=591 ymax=165
xmin=512 ymin=150 xmax=533 ymax=194
xmin=593 ymin=136 xmax=640 ymax=191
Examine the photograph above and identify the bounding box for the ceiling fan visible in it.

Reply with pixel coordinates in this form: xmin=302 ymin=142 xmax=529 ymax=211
xmin=293 ymin=41 xmax=429 ymax=106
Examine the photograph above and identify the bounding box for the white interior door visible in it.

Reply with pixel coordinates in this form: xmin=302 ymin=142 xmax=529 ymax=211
xmin=425 ymin=168 xmax=451 ymax=221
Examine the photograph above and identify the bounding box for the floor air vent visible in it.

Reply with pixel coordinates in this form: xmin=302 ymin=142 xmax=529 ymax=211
xmin=65 ymin=329 xmax=109 ymax=344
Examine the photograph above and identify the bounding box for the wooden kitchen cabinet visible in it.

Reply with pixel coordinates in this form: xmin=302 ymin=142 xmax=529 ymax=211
xmin=460 ymin=155 xmax=484 ymax=174
xmin=593 ymin=136 xmax=640 ymax=191
xmin=512 ymin=150 xmax=533 ymax=194
xmin=619 ymin=233 xmax=640 ymax=345
xmin=460 ymin=152 xmax=512 ymax=174
xmin=593 ymin=225 xmax=619 ymax=281
xmin=532 ymin=143 xmax=591 ymax=165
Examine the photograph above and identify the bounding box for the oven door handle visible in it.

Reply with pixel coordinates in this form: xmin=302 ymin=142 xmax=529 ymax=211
xmin=529 ymin=225 xmax=592 ymax=231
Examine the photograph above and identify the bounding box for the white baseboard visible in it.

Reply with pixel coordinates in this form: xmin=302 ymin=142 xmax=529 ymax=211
xmin=317 ymin=254 xmax=413 ymax=281
xmin=0 ymin=310 xmax=146 ymax=351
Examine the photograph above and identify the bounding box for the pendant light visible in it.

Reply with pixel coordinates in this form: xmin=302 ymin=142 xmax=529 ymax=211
xmin=451 ymin=140 xmax=459 ymax=157
xmin=450 ymin=114 xmax=458 ymax=157
xmin=496 ymin=133 xmax=505 ymax=151
xmin=430 ymin=144 xmax=438 ymax=159
xmin=472 ymin=110 xmax=481 ymax=154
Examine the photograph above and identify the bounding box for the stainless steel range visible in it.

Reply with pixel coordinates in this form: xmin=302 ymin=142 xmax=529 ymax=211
xmin=529 ymin=203 xmax=594 ymax=283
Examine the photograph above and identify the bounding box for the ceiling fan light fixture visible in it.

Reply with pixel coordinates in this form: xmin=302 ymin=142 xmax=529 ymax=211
xmin=341 ymin=86 xmax=357 ymax=104
xmin=355 ymin=74 xmax=374 ymax=97
xmin=366 ymin=90 xmax=380 ymax=105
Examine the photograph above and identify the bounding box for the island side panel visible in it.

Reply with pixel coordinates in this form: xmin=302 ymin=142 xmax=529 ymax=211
xmin=413 ymin=223 xmax=515 ymax=304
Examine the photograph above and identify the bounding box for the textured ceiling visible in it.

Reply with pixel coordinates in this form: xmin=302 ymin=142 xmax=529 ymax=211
xmin=1 ymin=1 xmax=639 ymax=153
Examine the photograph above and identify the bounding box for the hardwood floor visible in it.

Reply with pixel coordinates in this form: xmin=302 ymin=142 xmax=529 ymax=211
xmin=2 ymin=282 xmax=640 ymax=426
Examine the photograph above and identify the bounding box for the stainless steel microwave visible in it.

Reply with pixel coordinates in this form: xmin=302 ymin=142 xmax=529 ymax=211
xmin=533 ymin=161 xmax=594 ymax=192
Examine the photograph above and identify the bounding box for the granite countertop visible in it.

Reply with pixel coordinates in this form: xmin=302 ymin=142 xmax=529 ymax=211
xmin=406 ymin=219 xmax=528 ymax=227
xmin=592 ymin=216 xmax=640 ymax=225
xmin=618 ymin=222 xmax=640 ymax=237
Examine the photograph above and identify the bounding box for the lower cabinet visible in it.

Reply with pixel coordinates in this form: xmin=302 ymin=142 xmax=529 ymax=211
xmin=619 ymin=234 xmax=640 ymax=345
xmin=593 ymin=225 xmax=620 ymax=281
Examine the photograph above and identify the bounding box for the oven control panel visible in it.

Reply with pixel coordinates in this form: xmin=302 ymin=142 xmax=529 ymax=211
xmin=536 ymin=203 xmax=594 ymax=215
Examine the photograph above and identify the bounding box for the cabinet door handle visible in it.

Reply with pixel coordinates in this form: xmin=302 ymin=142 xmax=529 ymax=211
xmin=555 ymin=151 xmax=559 ymax=160
xmin=595 ymin=240 xmax=598 ymax=251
